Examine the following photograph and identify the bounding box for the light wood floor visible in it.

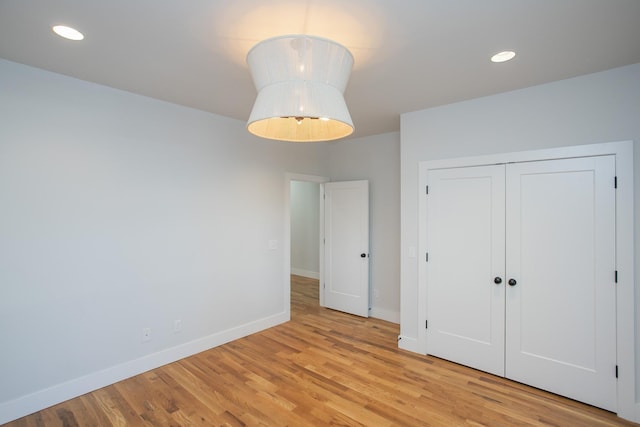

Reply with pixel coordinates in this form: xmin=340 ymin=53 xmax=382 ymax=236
xmin=4 ymin=275 xmax=638 ymax=426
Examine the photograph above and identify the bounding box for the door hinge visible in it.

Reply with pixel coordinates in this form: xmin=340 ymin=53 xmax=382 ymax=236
xmin=615 ymin=270 xmax=618 ymax=283
xmin=425 ymin=320 xmax=428 ymax=329
xmin=425 ymin=252 xmax=429 ymax=262
xmin=614 ymin=176 xmax=618 ymax=189
xmin=616 ymin=365 xmax=618 ymax=378
xmin=426 ymin=185 xmax=429 ymax=195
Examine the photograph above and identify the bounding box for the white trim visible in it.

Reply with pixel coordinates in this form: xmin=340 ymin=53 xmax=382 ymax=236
xmin=370 ymin=307 xmax=400 ymax=324
xmin=291 ymin=268 xmax=320 ymax=280
xmin=417 ymin=141 xmax=635 ymax=422
xmin=612 ymin=142 xmax=637 ymax=422
xmin=420 ymin=142 xmax=631 ymax=170
xmin=0 ymin=312 xmax=288 ymax=425
xmin=398 ymin=335 xmax=419 ymax=353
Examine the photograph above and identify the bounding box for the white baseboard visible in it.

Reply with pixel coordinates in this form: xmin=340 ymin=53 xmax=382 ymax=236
xmin=290 ymin=268 xmax=319 ymax=279
xmin=397 ymin=335 xmax=419 ymax=353
xmin=369 ymin=307 xmax=400 ymax=324
xmin=0 ymin=312 xmax=289 ymax=425
xmin=630 ymin=402 xmax=640 ymax=423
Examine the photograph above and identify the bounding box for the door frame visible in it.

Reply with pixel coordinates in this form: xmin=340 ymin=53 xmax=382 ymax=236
xmin=417 ymin=141 xmax=634 ymax=420
xmin=284 ymin=173 xmax=330 ymax=317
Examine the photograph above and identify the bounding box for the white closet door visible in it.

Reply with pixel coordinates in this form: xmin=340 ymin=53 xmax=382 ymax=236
xmin=426 ymin=165 xmax=505 ymax=376
xmin=505 ymin=156 xmax=616 ymax=411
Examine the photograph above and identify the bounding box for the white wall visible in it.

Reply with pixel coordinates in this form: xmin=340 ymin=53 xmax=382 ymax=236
xmin=0 ymin=58 xmax=330 ymax=423
xmin=328 ymin=132 xmax=401 ymax=323
xmin=400 ymin=63 xmax=640 ymax=419
xmin=290 ymin=181 xmax=320 ymax=278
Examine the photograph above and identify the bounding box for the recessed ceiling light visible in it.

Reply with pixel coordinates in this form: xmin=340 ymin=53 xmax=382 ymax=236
xmin=491 ymin=50 xmax=516 ymax=63
xmin=52 ymin=25 xmax=84 ymax=41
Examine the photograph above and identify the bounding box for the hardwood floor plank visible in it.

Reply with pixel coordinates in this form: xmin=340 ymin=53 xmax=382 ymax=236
xmin=78 ymin=393 xmax=124 ymax=427
xmin=98 ymin=385 xmax=148 ymax=426
xmin=3 ymin=275 xmax=638 ymax=426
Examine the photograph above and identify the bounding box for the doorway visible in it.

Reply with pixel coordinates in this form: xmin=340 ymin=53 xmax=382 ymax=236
xmin=285 ymin=174 xmax=371 ymax=318
xmin=285 ymin=174 xmax=329 ymax=317
xmin=290 ymin=180 xmax=321 ymax=281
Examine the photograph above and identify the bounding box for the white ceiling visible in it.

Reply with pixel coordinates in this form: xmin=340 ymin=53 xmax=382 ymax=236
xmin=1 ymin=0 xmax=639 ymax=140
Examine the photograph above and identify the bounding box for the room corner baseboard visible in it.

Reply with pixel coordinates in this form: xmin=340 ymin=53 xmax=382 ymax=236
xmin=369 ymin=307 xmax=400 ymax=324
xmin=290 ymin=268 xmax=320 ymax=280
xmin=0 ymin=312 xmax=288 ymax=425
xmin=397 ymin=335 xmax=419 ymax=353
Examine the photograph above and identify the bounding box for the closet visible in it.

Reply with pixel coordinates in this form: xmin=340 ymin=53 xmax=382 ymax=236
xmin=424 ymin=155 xmax=617 ymax=411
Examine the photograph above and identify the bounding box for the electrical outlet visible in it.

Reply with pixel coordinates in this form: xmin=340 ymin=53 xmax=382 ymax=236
xmin=142 ymin=328 xmax=152 ymax=342
xmin=173 ymin=319 xmax=182 ymax=333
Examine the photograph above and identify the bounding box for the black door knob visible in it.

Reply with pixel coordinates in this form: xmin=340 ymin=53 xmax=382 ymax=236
xmin=360 ymin=253 xmax=367 ymax=258
xmin=508 ymin=278 xmax=517 ymax=286
xmin=494 ymin=277 xmax=502 ymax=284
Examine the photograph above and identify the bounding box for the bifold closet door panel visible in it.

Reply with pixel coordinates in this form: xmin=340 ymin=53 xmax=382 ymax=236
xmin=426 ymin=165 xmax=506 ymax=376
xmin=504 ymin=156 xmax=617 ymax=412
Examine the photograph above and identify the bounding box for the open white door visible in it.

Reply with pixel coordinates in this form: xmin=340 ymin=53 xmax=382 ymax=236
xmin=323 ymin=180 xmax=369 ymax=317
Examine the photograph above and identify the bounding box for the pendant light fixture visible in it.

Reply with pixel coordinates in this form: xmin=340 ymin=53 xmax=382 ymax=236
xmin=246 ymin=35 xmax=354 ymax=142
